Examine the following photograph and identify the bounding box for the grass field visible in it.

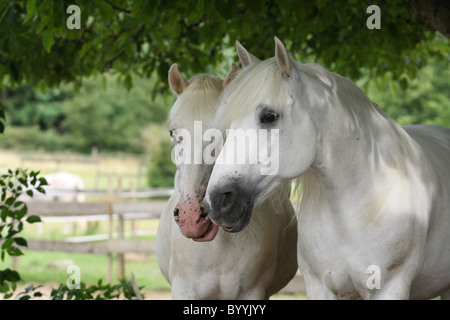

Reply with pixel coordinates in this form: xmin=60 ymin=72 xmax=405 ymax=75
xmin=0 ymin=148 xmax=149 ymax=191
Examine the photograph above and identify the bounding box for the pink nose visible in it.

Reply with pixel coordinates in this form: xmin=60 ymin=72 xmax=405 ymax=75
xmin=173 ymin=200 xmax=210 ymax=239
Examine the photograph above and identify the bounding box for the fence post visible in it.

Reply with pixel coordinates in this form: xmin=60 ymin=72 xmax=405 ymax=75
xmin=117 ymin=213 xmax=125 ymax=280
xmin=130 ymin=182 xmax=137 ymax=240
xmin=107 ymin=177 xmax=114 ymax=283
xmin=116 ymin=175 xmax=125 ymax=280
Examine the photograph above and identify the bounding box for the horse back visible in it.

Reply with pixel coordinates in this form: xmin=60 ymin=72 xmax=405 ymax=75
xmin=403 ymin=124 xmax=450 ymax=187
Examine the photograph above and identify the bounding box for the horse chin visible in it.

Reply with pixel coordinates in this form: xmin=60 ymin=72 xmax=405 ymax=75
xmin=219 ymin=203 xmax=253 ymax=234
xmin=221 ymin=216 xmax=251 ymax=233
xmin=192 ymin=220 xmax=219 ymax=242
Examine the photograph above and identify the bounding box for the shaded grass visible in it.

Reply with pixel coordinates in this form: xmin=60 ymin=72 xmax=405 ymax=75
xmin=4 ymin=250 xmax=170 ymax=293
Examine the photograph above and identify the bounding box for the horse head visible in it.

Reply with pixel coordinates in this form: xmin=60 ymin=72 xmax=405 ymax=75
xmin=168 ymin=63 xmax=239 ymax=241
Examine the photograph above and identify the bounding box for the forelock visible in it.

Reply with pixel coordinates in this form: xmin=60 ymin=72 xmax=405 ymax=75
xmin=213 ymin=58 xmax=287 ymax=130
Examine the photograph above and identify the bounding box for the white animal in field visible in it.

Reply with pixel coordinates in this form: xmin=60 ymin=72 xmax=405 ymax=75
xmin=21 ymin=172 xmax=86 ymax=235
xmin=42 ymin=172 xmax=85 ymax=202
xmin=20 ymin=171 xmax=85 ymax=202
xmin=156 ymin=63 xmax=298 ymax=299
xmin=204 ymin=38 xmax=450 ymax=300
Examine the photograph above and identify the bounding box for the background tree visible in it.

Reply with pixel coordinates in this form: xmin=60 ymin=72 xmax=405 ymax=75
xmin=0 ymin=0 xmax=448 ymax=188
xmin=0 ymin=75 xmax=171 ymax=153
xmin=0 ymin=0 xmax=449 ymax=92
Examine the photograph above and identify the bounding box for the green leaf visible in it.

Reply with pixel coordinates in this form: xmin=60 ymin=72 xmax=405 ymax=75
xmin=0 ymin=283 xmax=9 ymax=293
xmin=5 ymin=196 xmax=14 ymax=206
xmin=7 ymin=246 xmax=24 ymax=257
xmin=1 ymin=238 xmax=14 ymax=250
xmin=13 ymin=200 xmax=24 ymax=208
xmin=79 ymin=43 xmax=92 ymax=59
xmin=38 ymin=177 xmax=48 ymax=186
xmin=36 ymin=187 xmax=46 ymax=194
xmin=26 ymin=215 xmax=42 ymax=224
xmin=15 ymin=204 xmax=28 ymax=220
xmin=3 ymin=292 xmax=14 ymax=299
xmin=42 ymin=28 xmax=55 ymax=53
xmin=1 ymin=207 xmax=7 ymax=222
xmin=18 ymin=177 xmax=27 ymax=186
xmin=1 ymin=269 xmax=21 ymax=282
xmin=14 ymin=237 xmax=28 ymax=247
xmin=24 ymin=0 xmax=37 ymax=23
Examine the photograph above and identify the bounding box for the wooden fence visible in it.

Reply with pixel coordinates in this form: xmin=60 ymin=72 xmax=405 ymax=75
xmin=20 ymin=194 xmax=171 ymax=282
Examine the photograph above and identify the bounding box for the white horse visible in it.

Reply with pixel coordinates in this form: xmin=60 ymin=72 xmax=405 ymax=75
xmin=42 ymin=172 xmax=85 ymax=202
xmin=204 ymin=38 xmax=450 ymax=300
xmin=19 ymin=171 xmax=85 ymax=202
xmin=20 ymin=171 xmax=86 ymax=235
xmin=156 ymin=63 xmax=298 ymax=299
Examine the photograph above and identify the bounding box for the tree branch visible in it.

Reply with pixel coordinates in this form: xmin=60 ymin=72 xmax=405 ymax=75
xmin=101 ymin=25 xmax=146 ymax=72
xmin=103 ymin=0 xmax=131 ymax=14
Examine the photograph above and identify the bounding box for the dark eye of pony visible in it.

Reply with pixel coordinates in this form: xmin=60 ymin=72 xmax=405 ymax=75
xmin=259 ymin=112 xmax=279 ymax=124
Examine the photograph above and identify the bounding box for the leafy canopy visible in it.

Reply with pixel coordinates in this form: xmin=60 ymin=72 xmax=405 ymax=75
xmin=0 ymin=0 xmax=449 ymax=92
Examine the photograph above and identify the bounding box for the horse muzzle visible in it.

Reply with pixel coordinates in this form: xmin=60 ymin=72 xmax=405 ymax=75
xmin=203 ymin=184 xmax=254 ymax=233
xmin=173 ymin=200 xmax=219 ymax=242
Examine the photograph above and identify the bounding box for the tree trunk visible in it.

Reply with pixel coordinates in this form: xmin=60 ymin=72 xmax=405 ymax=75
xmin=410 ymin=0 xmax=450 ymax=38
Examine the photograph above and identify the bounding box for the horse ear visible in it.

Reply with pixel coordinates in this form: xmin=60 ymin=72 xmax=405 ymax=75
xmin=222 ymin=63 xmax=240 ymax=89
xmin=274 ymin=37 xmax=299 ymax=80
xmin=236 ymin=40 xmax=260 ymax=67
xmin=168 ymin=64 xmax=189 ymax=96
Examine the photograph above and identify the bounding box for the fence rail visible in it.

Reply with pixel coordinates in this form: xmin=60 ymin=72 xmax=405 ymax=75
xmin=31 ymin=188 xmax=174 ymax=199
xmin=26 ymin=239 xmax=156 ymax=255
xmin=18 ymin=196 xmax=169 ymax=282
xmin=27 ymin=199 xmax=168 ymax=216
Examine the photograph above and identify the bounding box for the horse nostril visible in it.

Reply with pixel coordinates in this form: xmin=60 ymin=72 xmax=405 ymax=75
xmin=173 ymin=208 xmax=180 ymax=217
xmin=220 ymin=192 xmax=233 ymax=210
xmin=199 ymin=206 xmax=208 ymax=219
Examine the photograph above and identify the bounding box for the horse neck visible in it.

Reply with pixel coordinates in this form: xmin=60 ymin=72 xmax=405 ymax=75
xmin=307 ymin=100 xmax=417 ymax=213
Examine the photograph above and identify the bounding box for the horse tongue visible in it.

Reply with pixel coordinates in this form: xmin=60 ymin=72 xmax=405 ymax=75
xmin=193 ymin=221 xmax=219 ymax=242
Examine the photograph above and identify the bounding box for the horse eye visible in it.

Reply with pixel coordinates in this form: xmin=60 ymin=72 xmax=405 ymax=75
xmin=169 ymin=130 xmax=173 ymax=137
xmin=260 ymin=113 xmax=278 ymax=124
